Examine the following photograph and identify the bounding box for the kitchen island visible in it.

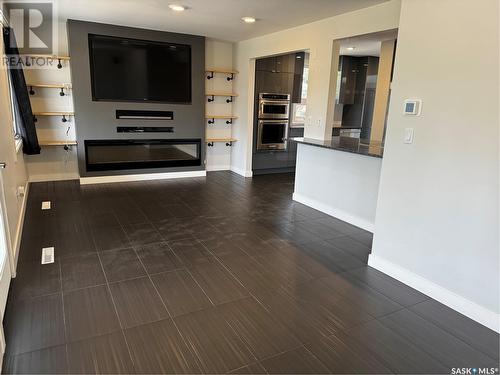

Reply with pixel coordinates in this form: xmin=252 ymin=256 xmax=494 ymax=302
xmin=291 ymin=136 xmax=383 ymax=232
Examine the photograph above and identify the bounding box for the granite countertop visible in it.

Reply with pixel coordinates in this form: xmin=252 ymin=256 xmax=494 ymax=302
xmin=291 ymin=136 xmax=384 ymax=158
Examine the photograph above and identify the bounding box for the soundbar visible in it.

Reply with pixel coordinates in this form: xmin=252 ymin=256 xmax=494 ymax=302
xmin=117 ymin=126 xmax=174 ymax=133
xmin=116 ymin=110 xmax=174 ymax=120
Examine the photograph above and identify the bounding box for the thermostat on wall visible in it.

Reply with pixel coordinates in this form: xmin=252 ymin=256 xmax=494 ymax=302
xmin=403 ymin=99 xmax=422 ymax=115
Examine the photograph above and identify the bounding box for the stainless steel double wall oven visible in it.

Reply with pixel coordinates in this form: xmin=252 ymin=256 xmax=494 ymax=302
xmin=257 ymin=93 xmax=290 ymax=151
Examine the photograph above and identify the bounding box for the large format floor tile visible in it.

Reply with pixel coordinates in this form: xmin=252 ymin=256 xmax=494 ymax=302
xmin=109 ymin=276 xmax=169 ymax=328
xmin=4 ymin=293 xmax=66 ymax=356
xmin=63 ymin=285 xmax=121 ymax=342
xmin=174 ymin=307 xmax=256 ymax=373
xmin=98 ymin=248 xmax=147 ymax=282
xmin=151 ymin=269 xmax=212 ymax=317
xmin=60 ymin=253 xmax=106 ymax=291
xmin=10 ymin=260 xmax=61 ymax=300
xmin=66 ymin=331 xmax=134 ymax=374
xmin=217 ymin=297 xmax=301 ymax=360
xmin=260 ymin=346 xmax=330 ymax=374
xmin=3 ymin=172 xmax=497 ymax=374
xmin=125 ymin=318 xmax=201 ymax=374
xmin=2 ymin=345 xmax=68 ymax=374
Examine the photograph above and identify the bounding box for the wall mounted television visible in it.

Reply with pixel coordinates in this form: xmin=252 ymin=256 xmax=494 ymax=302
xmin=88 ymin=34 xmax=191 ymax=103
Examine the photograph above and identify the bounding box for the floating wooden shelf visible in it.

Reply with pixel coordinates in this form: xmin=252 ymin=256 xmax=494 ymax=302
xmin=206 ymin=138 xmax=237 ymax=147
xmin=28 ymin=83 xmax=70 ymax=89
xmin=205 ymin=115 xmax=237 ymax=125
xmin=206 ymin=68 xmax=238 ymax=74
xmin=33 ymin=112 xmax=74 ymax=116
xmin=205 ymin=115 xmax=237 ymax=119
xmin=206 ymin=91 xmax=238 ymax=103
xmin=39 ymin=140 xmax=77 ymax=147
xmin=28 ymin=83 xmax=71 ymax=96
xmin=205 ymin=92 xmax=238 ymax=97
xmin=24 ymin=54 xmax=71 ymax=61
xmin=206 ymin=138 xmax=237 ymax=142
xmin=33 ymin=112 xmax=74 ymax=123
xmin=206 ymin=68 xmax=238 ymax=81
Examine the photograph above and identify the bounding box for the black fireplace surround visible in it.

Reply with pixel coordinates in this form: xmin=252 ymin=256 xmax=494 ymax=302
xmin=85 ymin=139 xmax=201 ymax=172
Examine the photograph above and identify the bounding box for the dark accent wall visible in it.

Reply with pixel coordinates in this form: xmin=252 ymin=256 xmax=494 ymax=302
xmin=67 ymin=20 xmax=205 ymax=177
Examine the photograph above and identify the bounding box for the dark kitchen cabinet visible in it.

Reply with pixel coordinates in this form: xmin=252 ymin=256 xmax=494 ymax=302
xmin=256 ymin=54 xmax=296 ymax=74
xmin=256 ymin=70 xmax=294 ymax=94
xmin=338 ymin=56 xmax=356 ymax=104
xmin=341 ymin=57 xmax=369 ymax=127
xmin=275 ymin=54 xmax=295 ymax=73
xmin=287 ymin=127 xmax=304 ymax=167
xmin=253 ymin=150 xmax=289 ymax=170
xmin=256 ymin=57 xmax=277 ymax=73
xmin=292 ymin=52 xmax=305 ymax=103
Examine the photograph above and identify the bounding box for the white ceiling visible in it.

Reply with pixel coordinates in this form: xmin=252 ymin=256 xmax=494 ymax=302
xmin=57 ymin=0 xmax=389 ymax=42
xmin=339 ymin=29 xmax=398 ymax=56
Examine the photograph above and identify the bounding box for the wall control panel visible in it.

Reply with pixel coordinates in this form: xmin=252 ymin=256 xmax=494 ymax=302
xmin=403 ymin=99 xmax=422 ymax=115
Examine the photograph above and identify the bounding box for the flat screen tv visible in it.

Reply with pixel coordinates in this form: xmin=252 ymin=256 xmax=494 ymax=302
xmin=88 ymin=34 xmax=191 ymax=103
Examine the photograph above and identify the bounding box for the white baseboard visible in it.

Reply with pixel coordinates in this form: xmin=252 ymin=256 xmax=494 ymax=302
xmin=230 ymin=166 xmax=253 ymax=178
xmin=368 ymin=254 xmax=500 ymax=333
xmin=80 ymin=170 xmax=206 ymax=185
xmin=12 ymin=182 xmax=29 ymax=276
xmin=206 ymin=165 xmax=230 ymax=172
xmin=292 ymin=192 xmax=374 ymax=232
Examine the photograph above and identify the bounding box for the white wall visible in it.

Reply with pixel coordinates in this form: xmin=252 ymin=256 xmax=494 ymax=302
xmin=24 ymin=20 xmax=79 ymax=182
xmin=205 ymin=39 xmax=235 ymax=171
xmin=370 ymin=0 xmax=500 ymax=331
xmin=293 ymin=143 xmax=382 ymax=232
xmin=231 ymin=0 xmax=401 ymax=176
xmin=0 ymin=29 xmax=28 ymax=268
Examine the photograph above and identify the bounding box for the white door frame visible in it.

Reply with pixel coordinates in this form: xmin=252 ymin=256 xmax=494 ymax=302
xmin=0 ymin=172 xmax=15 ymax=276
xmin=0 ymin=168 xmax=14 ymax=368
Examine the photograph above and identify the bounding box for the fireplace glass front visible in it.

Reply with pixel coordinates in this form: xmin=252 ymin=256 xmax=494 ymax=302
xmin=85 ymin=139 xmax=201 ymax=171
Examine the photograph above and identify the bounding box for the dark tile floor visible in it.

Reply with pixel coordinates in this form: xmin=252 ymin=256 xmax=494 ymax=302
xmin=3 ymin=172 xmax=499 ymax=374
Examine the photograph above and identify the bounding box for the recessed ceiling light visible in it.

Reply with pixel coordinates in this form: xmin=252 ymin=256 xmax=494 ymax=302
xmin=346 ymin=46 xmax=355 ymax=51
xmin=169 ymin=4 xmax=186 ymax=11
xmin=241 ymin=17 xmax=256 ymax=23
